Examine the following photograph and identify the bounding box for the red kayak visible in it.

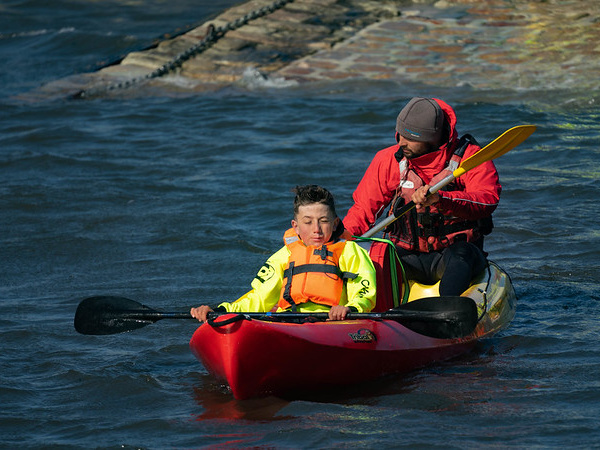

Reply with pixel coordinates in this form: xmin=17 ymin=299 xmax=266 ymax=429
xmin=190 ymin=261 xmax=516 ymax=400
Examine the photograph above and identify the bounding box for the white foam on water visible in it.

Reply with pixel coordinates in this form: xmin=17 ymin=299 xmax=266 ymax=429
xmin=238 ymin=67 xmax=299 ymax=89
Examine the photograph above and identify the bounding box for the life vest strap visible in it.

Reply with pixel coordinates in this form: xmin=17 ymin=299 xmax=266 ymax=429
xmin=282 ymin=261 xmax=299 ymax=312
xmin=313 ymin=246 xmax=333 ymax=260
xmin=283 ymin=263 xmax=357 ymax=280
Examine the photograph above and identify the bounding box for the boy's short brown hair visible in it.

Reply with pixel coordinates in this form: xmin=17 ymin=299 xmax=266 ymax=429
xmin=292 ymin=185 xmax=337 ymax=219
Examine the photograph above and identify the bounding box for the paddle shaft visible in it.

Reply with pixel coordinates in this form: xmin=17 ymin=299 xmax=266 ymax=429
xmin=74 ymin=295 xmax=478 ymax=338
xmin=118 ymin=309 xmax=460 ymax=323
xmin=118 ymin=311 xmax=192 ymax=321
xmin=361 ymin=173 xmax=453 ymax=238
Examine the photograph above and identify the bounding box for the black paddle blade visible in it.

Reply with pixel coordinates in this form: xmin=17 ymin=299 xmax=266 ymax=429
xmin=390 ymin=296 xmax=479 ymax=339
xmin=74 ymin=296 xmax=158 ymax=335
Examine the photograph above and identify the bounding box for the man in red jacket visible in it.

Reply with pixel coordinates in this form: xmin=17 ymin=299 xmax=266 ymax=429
xmin=344 ymin=97 xmax=501 ymax=296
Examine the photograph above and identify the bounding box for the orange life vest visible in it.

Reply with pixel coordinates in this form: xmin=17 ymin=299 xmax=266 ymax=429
xmin=278 ymin=229 xmax=357 ymax=311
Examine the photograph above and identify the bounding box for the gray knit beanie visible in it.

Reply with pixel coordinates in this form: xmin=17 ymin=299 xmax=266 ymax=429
xmin=396 ymin=97 xmax=444 ymax=143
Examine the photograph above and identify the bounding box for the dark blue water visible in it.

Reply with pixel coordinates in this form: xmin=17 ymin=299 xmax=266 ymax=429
xmin=2 ymin=1 xmax=600 ymax=448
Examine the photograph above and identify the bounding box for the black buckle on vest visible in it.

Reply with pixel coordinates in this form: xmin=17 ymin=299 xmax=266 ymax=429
xmin=313 ymin=245 xmax=332 ymax=261
xmin=417 ymin=212 xmax=445 ymax=237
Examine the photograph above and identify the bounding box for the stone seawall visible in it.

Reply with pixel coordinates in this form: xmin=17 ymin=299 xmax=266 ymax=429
xmin=32 ymin=0 xmax=600 ymax=99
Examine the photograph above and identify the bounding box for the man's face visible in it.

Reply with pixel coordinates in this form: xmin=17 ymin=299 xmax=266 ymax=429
xmin=397 ymin=134 xmax=437 ymax=159
xmin=291 ymin=203 xmax=339 ymax=247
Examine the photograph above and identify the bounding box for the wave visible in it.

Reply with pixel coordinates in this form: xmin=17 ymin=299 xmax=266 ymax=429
xmin=0 ymin=27 xmax=76 ymax=39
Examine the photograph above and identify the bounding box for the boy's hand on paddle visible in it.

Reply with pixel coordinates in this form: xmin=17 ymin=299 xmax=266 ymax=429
xmin=190 ymin=305 xmax=213 ymax=323
xmin=328 ymin=305 xmax=351 ymax=321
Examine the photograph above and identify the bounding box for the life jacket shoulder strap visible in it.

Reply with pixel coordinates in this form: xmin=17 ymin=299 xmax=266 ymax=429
xmin=454 ymin=133 xmax=479 ymax=157
xmin=446 ymin=134 xmax=478 ymax=171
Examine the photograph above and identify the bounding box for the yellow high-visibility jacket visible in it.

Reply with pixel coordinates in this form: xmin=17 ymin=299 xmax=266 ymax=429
xmin=217 ymin=235 xmax=376 ymax=314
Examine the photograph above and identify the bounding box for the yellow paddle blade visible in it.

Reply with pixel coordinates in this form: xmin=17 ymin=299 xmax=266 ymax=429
xmin=453 ymin=125 xmax=537 ymax=178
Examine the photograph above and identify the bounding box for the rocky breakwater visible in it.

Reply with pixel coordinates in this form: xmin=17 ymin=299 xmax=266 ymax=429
xmin=32 ymin=0 xmax=404 ymax=99
xmin=29 ymin=0 xmax=600 ymax=99
xmin=279 ymin=0 xmax=600 ymax=94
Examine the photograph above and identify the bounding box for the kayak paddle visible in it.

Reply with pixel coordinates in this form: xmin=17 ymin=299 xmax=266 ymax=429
xmin=74 ymin=295 xmax=478 ymax=339
xmin=361 ymin=124 xmax=537 ymax=238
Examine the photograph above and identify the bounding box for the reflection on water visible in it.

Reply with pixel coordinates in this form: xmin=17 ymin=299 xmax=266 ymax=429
xmin=193 ymin=380 xmax=291 ymax=421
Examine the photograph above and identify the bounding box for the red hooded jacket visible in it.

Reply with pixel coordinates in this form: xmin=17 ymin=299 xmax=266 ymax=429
xmin=344 ymin=99 xmax=501 ymax=251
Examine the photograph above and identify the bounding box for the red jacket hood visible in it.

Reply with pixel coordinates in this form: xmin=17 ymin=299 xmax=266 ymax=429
xmin=434 ymin=97 xmax=459 ymax=146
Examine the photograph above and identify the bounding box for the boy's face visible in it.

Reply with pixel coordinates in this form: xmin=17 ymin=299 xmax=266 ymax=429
xmin=291 ymin=203 xmax=339 ymax=247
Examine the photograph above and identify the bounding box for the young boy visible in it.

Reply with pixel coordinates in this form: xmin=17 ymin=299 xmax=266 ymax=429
xmin=191 ymin=185 xmax=376 ymax=322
